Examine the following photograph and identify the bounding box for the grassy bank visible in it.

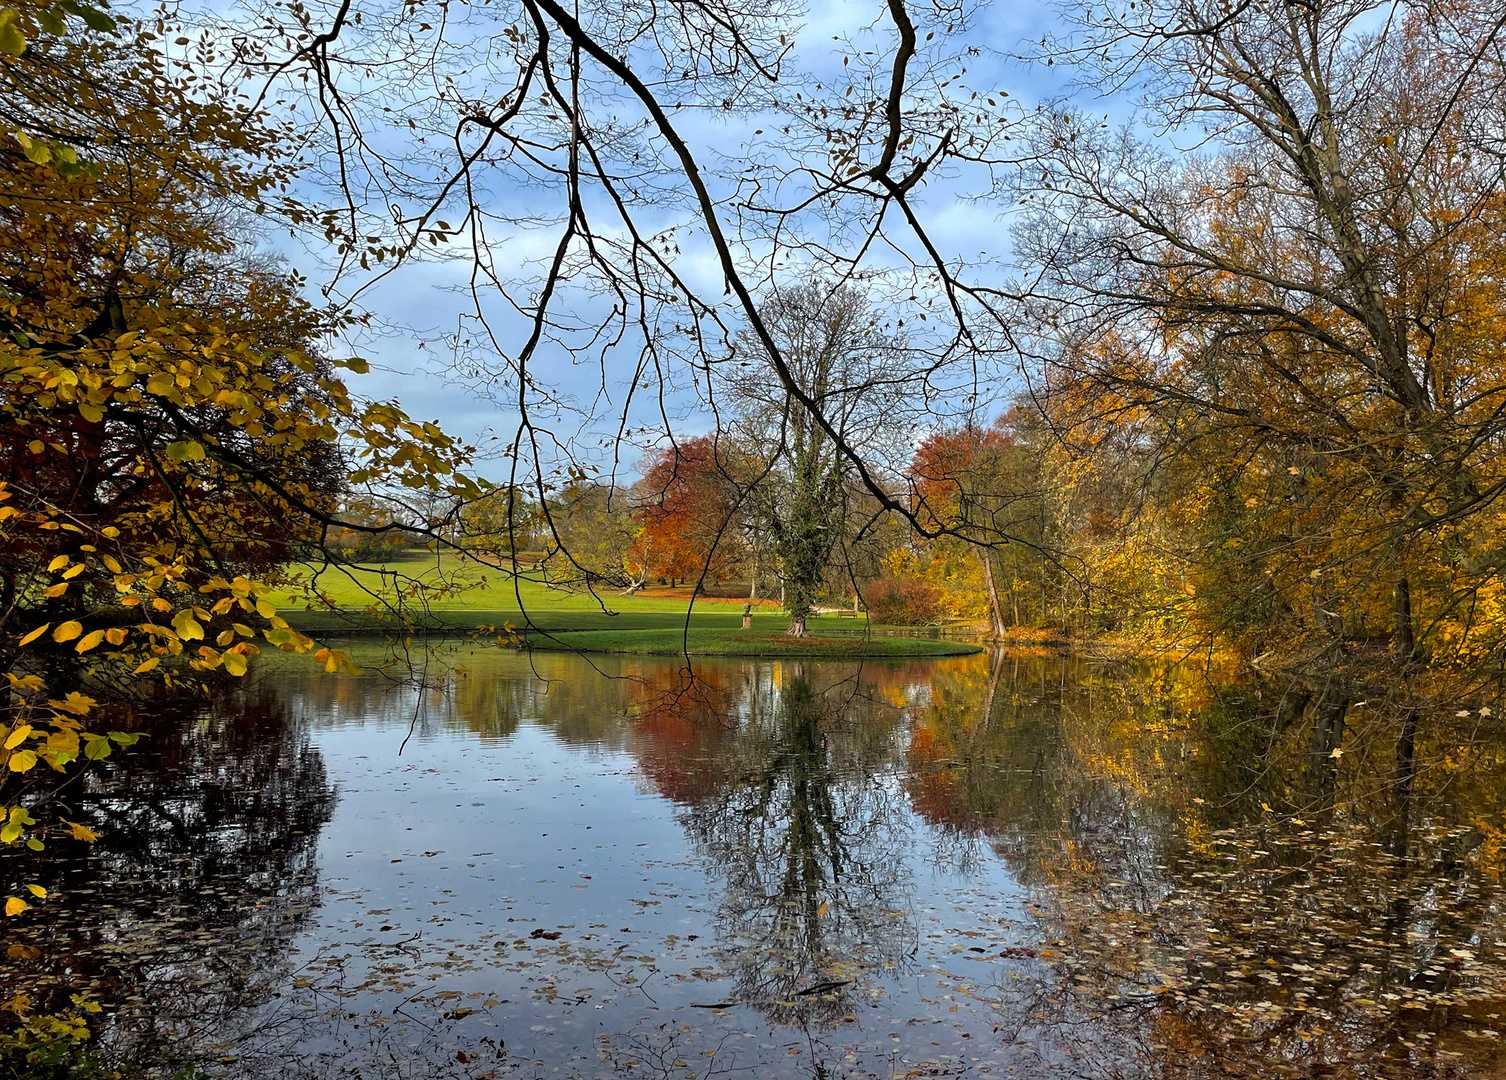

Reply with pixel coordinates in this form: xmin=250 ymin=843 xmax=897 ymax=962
xmin=273 ymin=553 xmax=785 ymax=632
xmin=270 ymin=555 xmax=977 ymax=656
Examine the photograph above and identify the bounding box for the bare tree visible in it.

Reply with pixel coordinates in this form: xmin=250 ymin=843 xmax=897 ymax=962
xmin=724 ymin=283 xmax=907 ymax=635
xmin=221 ymin=0 xmax=1031 ymax=623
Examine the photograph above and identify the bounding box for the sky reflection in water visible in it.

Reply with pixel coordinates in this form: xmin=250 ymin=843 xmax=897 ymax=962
xmin=6 ymin=646 xmax=1506 ymax=1078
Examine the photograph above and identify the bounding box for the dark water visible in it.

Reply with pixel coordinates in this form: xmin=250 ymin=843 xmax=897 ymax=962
xmin=6 ymin=647 xmax=1506 ymax=1078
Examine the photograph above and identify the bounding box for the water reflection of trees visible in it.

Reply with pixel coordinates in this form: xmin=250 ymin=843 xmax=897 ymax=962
xmin=0 ymin=687 xmax=336 ymax=1074
xmin=175 ymin=646 xmax=1506 ymax=1076
xmin=256 ymin=646 xmax=641 ymax=747
xmin=904 ymin=652 xmax=1506 ymax=1076
xmin=630 ymin=664 xmax=921 ymax=1028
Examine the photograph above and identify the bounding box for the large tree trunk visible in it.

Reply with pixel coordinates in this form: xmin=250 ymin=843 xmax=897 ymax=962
xmin=787 ymin=612 xmax=807 ymax=637
xmin=1011 ymin=548 xmax=1020 ymax=625
xmin=976 ymin=547 xmax=1006 ymax=639
xmin=1394 ymin=576 xmax=1416 ymax=664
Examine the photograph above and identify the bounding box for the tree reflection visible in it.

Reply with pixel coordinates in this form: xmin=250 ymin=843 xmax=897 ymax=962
xmin=19 ymin=643 xmax=1505 ymax=1078
xmin=0 ymin=686 xmax=336 ymax=1074
xmin=900 ymin=652 xmax=1506 ymax=1076
xmin=634 ymin=663 xmax=920 ymax=1028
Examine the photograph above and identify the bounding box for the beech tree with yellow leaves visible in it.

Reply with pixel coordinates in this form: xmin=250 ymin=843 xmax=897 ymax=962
xmin=1 ymin=0 xmax=483 ymax=931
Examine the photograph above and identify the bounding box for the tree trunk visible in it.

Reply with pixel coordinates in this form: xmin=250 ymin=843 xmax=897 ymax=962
xmin=787 ymin=612 xmax=806 ymax=637
xmin=1011 ymin=548 xmax=1020 ymax=625
xmin=749 ymin=547 xmax=759 ymax=602
xmin=976 ymin=547 xmax=1006 ymax=639
xmin=1313 ymin=577 xmax=1340 ymax=644
xmin=1394 ymin=576 xmax=1416 ymax=665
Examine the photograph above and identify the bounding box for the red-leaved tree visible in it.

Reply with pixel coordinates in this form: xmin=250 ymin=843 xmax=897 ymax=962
xmin=632 ymin=436 xmax=742 ymax=588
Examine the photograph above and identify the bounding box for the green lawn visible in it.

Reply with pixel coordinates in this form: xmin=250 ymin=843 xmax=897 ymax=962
xmin=269 ymin=554 xmax=979 ymax=658
xmin=273 ymin=553 xmax=706 ymax=614
xmin=270 ymin=554 xmax=875 ymax=637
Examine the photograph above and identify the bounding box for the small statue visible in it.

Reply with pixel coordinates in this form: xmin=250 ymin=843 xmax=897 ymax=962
xmin=742 ymin=601 xmax=753 ymax=630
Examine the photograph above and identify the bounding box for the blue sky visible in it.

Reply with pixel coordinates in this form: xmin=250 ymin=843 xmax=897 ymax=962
xmin=252 ymin=0 xmax=1082 ymax=482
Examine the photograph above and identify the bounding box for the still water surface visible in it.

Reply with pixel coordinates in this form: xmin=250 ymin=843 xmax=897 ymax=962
xmin=7 ymin=647 xmax=1506 ymax=1078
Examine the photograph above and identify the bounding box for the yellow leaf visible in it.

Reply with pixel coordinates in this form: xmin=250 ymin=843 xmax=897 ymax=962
xmin=18 ymin=624 xmax=49 ymax=646
xmin=7 ymin=751 xmax=38 ymax=772
xmin=132 ymin=658 xmax=160 ymax=675
xmin=102 ymin=555 xmax=123 ymax=574
xmin=48 ymin=555 xmax=69 ymax=572
xmin=75 ymin=629 xmax=106 ymax=653
xmin=64 ymin=820 xmax=99 ymax=843
xmin=50 ymin=692 xmax=94 ymax=716
xmin=3 ymin=725 xmax=32 ymax=750
xmin=41 ymin=583 xmax=68 ymax=598
xmin=0 ymin=20 xmax=25 ymax=58
xmin=4 ymin=898 xmax=26 ymax=917
xmin=172 ymin=609 xmax=204 ymax=641
xmin=53 ymin=621 xmax=83 ymax=643
xmin=24 ymin=885 xmax=45 ymax=900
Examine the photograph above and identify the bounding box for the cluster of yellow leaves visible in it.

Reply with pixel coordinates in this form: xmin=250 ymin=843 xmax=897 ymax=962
xmin=881 ymin=545 xmax=991 ymax=623
xmin=1 ymin=0 xmax=482 ymax=933
xmin=0 ymin=505 xmax=341 ymax=916
xmin=0 ymin=991 xmax=103 ymax=1050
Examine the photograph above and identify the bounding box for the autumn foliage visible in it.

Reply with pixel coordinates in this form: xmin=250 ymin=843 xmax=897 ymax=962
xmin=1 ymin=1 xmax=479 ymax=930
xmin=631 ymin=436 xmax=741 ymax=585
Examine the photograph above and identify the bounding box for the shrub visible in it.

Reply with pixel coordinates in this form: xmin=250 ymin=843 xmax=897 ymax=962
xmin=0 ymin=999 xmax=108 ymax=1080
xmin=0 ymin=998 xmax=207 ymax=1080
xmin=861 ymin=578 xmax=946 ymax=626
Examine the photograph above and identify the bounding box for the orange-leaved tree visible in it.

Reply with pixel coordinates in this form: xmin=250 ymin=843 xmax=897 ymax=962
xmin=909 ymin=417 xmax=1055 ymax=637
xmin=632 ymin=436 xmax=743 ymax=588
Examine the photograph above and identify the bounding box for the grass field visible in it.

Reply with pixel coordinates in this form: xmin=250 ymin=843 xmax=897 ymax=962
xmin=270 ymin=554 xmax=895 ymax=642
xmin=272 ymin=553 xmax=737 ymax=613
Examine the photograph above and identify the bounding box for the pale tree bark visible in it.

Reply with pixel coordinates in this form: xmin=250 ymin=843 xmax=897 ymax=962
xmin=977 ymin=547 xmax=1006 ymax=639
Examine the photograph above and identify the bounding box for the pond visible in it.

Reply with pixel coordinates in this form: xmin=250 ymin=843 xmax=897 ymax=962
xmin=5 ymin=646 xmax=1506 ymax=1078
